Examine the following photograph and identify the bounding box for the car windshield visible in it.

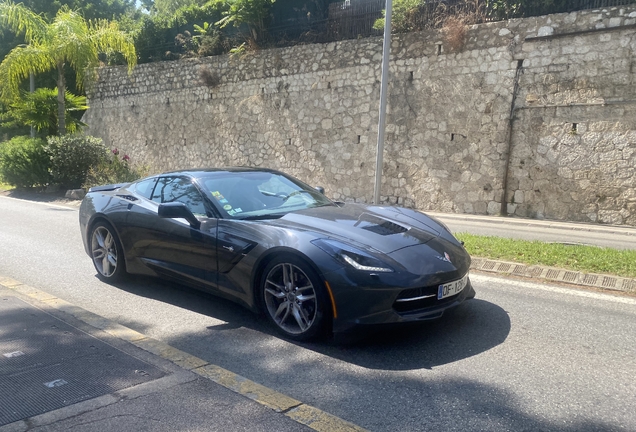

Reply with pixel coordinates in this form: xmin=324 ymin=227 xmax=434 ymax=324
xmin=200 ymin=171 xmax=334 ymax=219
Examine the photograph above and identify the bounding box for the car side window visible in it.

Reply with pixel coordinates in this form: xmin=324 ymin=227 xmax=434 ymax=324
xmin=151 ymin=177 xmax=208 ymax=217
xmin=133 ymin=178 xmax=158 ymax=199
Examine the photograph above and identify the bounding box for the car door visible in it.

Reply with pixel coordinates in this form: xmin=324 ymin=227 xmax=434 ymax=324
xmin=124 ymin=176 xmax=219 ymax=288
xmin=215 ymin=220 xmax=259 ymax=299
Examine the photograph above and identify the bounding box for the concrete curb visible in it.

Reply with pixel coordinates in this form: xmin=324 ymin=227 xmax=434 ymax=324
xmin=0 ymin=275 xmax=367 ymax=432
xmin=470 ymin=258 xmax=636 ymax=294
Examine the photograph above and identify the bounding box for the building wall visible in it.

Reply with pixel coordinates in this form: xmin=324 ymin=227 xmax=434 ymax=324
xmin=84 ymin=5 xmax=636 ymax=225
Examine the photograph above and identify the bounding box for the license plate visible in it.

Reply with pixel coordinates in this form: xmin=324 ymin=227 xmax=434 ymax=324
xmin=437 ymin=274 xmax=468 ymax=300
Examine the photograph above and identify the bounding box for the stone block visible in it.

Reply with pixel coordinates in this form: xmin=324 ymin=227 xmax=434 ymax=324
xmin=538 ymin=26 xmax=555 ymax=37
xmin=65 ymin=189 xmax=86 ymax=200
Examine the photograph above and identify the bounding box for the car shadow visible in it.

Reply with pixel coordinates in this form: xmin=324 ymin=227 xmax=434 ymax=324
xmin=106 ymin=275 xmax=510 ymax=371
xmin=309 ymin=299 xmax=510 ymax=370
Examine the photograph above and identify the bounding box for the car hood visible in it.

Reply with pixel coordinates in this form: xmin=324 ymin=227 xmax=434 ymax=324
xmin=264 ymin=203 xmax=446 ymax=254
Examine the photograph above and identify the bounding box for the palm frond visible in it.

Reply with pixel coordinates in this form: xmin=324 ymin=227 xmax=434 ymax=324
xmin=0 ymin=45 xmax=55 ymax=102
xmin=0 ymin=2 xmax=136 ymax=134
xmin=88 ymin=19 xmax=137 ymax=73
xmin=0 ymin=0 xmax=47 ymax=43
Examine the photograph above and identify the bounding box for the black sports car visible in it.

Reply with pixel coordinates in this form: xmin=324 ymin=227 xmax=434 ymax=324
xmin=80 ymin=168 xmax=475 ymax=340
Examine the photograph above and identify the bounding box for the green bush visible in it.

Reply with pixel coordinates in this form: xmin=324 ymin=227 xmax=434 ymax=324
xmin=83 ymin=149 xmax=149 ymax=190
xmin=45 ymin=135 xmax=108 ymax=189
xmin=0 ymin=136 xmax=51 ymax=188
xmin=373 ymin=0 xmax=422 ymax=33
xmin=135 ymin=0 xmax=229 ymax=63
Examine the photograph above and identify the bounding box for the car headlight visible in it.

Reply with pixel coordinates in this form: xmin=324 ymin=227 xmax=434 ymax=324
xmin=311 ymin=239 xmax=394 ymax=273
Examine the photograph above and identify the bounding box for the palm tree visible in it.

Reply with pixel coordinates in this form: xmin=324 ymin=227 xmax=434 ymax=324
xmin=0 ymin=1 xmax=136 ymax=135
xmin=1 ymin=88 xmax=88 ymax=136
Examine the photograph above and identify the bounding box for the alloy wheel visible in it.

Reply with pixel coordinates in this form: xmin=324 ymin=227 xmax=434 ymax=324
xmin=263 ymin=263 xmax=317 ymax=335
xmin=91 ymin=226 xmax=118 ymax=278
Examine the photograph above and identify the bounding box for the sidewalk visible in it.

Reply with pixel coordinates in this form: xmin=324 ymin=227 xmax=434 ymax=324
xmin=0 ymin=279 xmax=365 ymax=432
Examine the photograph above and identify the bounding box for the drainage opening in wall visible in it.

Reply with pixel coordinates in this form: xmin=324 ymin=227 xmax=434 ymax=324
xmin=570 ymin=123 xmax=578 ymax=134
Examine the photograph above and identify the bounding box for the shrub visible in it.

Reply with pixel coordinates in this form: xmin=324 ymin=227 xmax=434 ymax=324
xmin=45 ymin=135 xmax=108 ymax=189
xmin=373 ymin=0 xmax=422 ymax=33
xmin=83 ymin=148 xmax=149 ymax=190
xmin=0 ymin=136 xmax=51 ymax=188
xmin=442 ymin=16 xmax=468 ymax=52
xmin=135 ymin=0 xmax=229 ymax=63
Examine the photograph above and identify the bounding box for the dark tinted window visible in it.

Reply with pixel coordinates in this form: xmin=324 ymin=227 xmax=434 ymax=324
xmin=152 ymin=177 xmax=207 ymax=217
xmin=133 ymin=178 xmax=157 ymax=199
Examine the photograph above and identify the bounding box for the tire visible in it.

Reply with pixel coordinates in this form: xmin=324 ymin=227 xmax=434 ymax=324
xmin=89 ymin=221 xmax=126 ymax=282
xmin=260 ymin=254 xmax=329 ymax=341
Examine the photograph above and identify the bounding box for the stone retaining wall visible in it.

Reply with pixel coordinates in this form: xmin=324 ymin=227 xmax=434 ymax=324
xmin=84 ymin=5 xmax=636 ymax=225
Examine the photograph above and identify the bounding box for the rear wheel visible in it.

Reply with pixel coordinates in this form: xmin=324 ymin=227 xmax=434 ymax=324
xmin=90 ymin=221 xmax=126 ymax=282
xmin=261 ymin=255 xmax=329 ymax=341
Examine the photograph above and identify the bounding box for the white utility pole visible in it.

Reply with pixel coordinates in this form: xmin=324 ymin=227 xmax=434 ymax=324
xmin=373 ymin=0 xmax=392 ymax=204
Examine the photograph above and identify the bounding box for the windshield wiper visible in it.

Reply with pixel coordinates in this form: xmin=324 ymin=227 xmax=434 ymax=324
xmin=239 ymin=213 xmax=285 ymax=221
xmin=281 ymin=190 xmax=316 ymax=202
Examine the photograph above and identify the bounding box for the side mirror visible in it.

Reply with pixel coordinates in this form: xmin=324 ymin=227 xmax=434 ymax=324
xmin=315 ymin=186 xmax=325 ymax=195
xmin=158 ymin=202 xmax=201 ymax=229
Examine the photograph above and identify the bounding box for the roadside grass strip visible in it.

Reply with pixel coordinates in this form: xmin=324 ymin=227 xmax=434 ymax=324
xmin=0 ymin=276 xmax=368 ymax=432
xmin=457 ymin=233 xmax=636 ymax=279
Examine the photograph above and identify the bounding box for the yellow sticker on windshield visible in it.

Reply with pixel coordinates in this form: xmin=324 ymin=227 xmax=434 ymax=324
xmin=223 ymin=204 xmax=232 ymax=211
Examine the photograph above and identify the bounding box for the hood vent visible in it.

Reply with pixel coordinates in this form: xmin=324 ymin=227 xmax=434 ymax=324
xmin=356 ymin=213 xmax=409 ymax=236
xmin=362 ymin=220 xmax=409 ymax=236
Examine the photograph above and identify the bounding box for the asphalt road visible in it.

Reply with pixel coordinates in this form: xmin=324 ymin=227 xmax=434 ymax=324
xmin=1 ymin=196 xmax=635 ymax=431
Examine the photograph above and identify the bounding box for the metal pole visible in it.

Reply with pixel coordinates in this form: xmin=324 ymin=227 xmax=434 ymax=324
xmin=29 ymin=72 xmax=35 ymax=138
xmin=373 ymin=0 xmax=392 ymax=204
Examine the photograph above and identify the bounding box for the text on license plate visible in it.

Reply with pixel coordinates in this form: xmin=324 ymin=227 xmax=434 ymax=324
xmin=437 ymin=274 xmax=469 ymax=300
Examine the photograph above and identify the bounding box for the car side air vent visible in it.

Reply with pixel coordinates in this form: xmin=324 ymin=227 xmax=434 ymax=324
xmin=116 ymin=194 xmax=138 ymax=201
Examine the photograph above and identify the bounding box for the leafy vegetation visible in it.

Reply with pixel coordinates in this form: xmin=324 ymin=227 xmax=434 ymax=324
xmin=84 ymin=148 xmax=149 ymax=190
xmin=0 ymin=1 xmax=136 ymax=135
xmin=373 ymin=0 xmax=421 ymax=33
xmin=0 ymin=135 xmax=50 ymax=187
xmin=134 ymin=0 xmax=228 ymax=62
xmin=11 ymin=0 xmax=137 ymax=21
xmin=456 ymin=233 xmax=636 ymax=279
xmin=0 ymin=133 xmax=147 ymax=190
xmin=216 ymin=0 xmax=275 ymax=43
xmin=1 ymin=88 xmax=87 ymax=136
xmin=44 ymin=134 xmax=108 ymax=188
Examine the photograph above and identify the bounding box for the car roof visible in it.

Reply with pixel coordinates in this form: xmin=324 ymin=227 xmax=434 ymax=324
xmin=159 ymin=167 xmax=282 ymax=178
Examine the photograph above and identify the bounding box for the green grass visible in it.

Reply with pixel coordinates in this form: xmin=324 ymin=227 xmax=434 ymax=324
xmin=455 ymin=233 xmax=636 ymax=279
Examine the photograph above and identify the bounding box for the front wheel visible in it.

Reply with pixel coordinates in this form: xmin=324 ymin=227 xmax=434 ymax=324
xmin=260 ymin=255 xmax=329 ymax=341
xmin=90 ymin=221 xmax=126 ymax=282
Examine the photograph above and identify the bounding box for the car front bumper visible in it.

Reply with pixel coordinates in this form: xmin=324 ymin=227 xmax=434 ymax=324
xmin=325 ymin=271 xmax=475 ymax=333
